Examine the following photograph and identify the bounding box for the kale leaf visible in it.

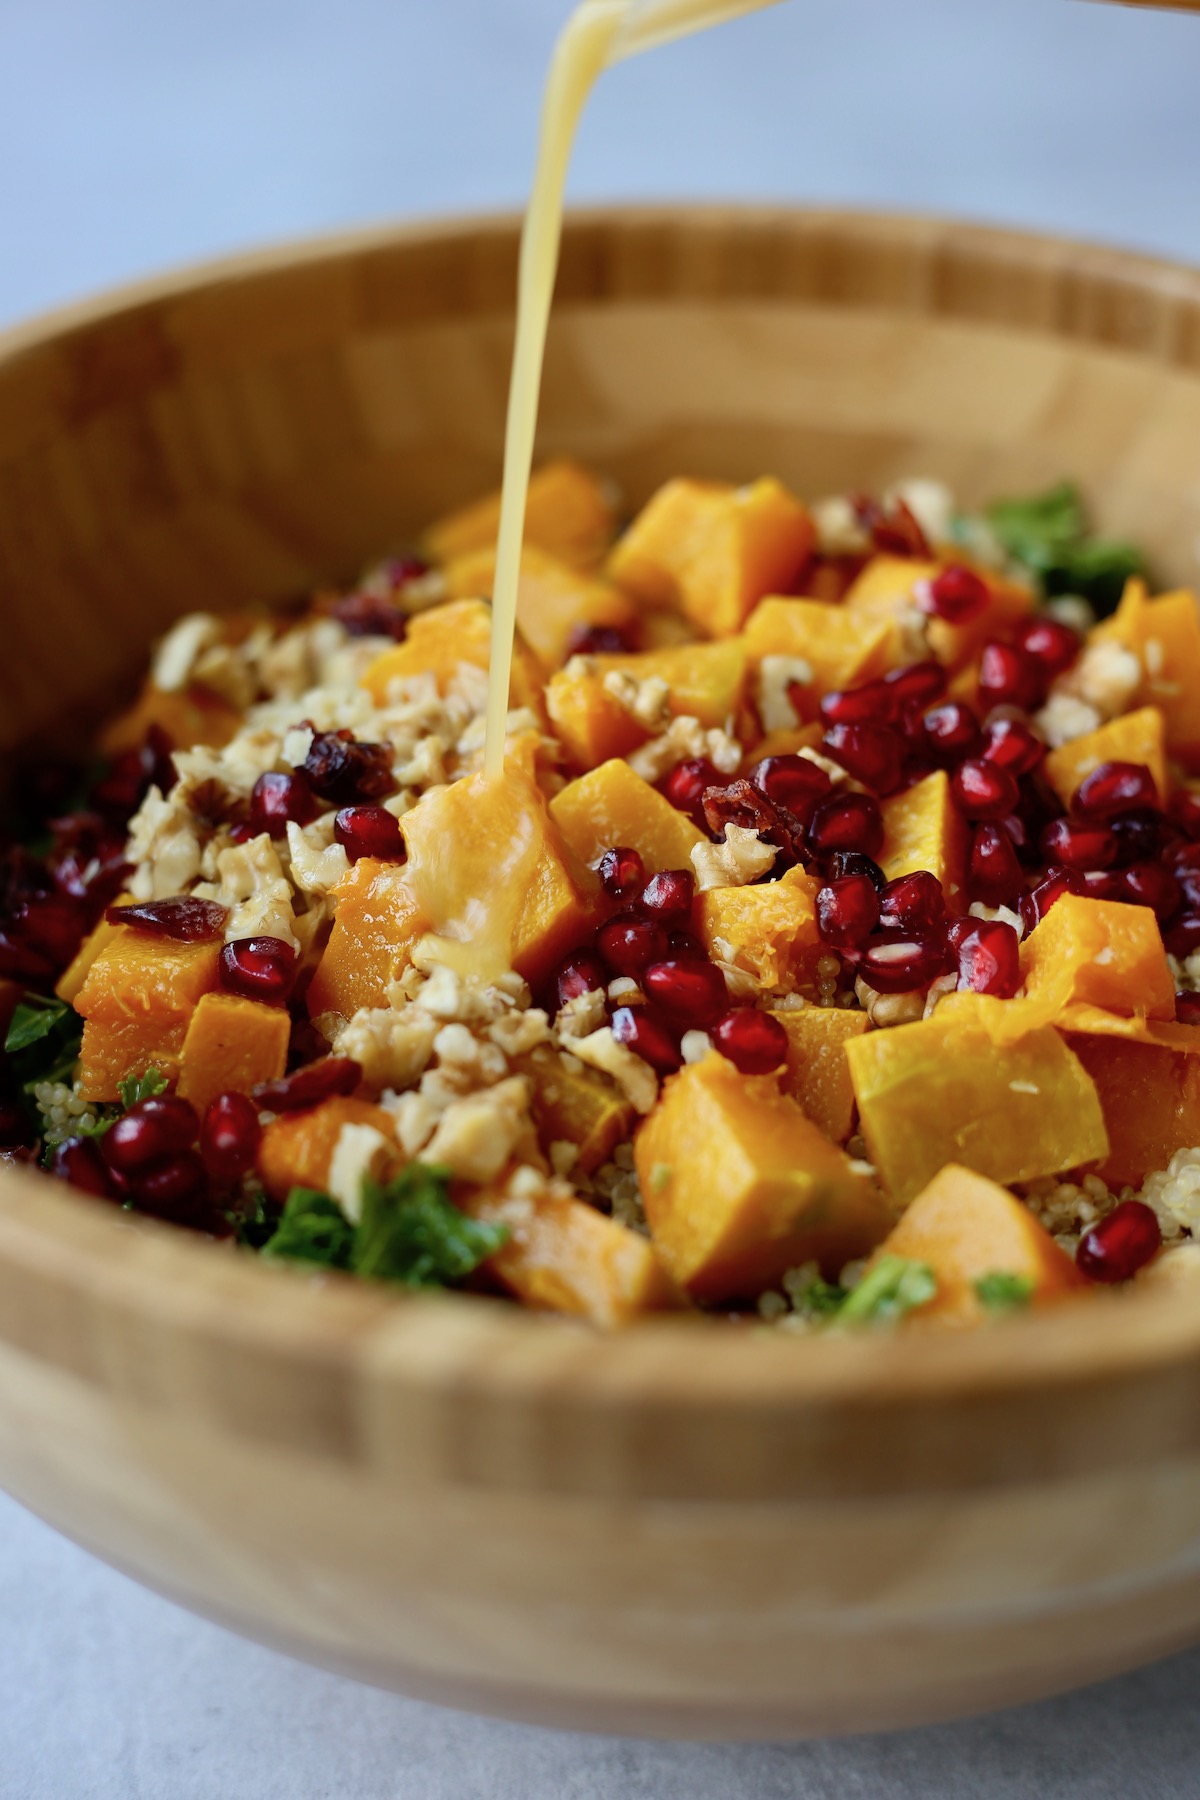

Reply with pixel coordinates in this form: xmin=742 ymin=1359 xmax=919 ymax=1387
xmin=985 ymin=481 xmax=1145 ymax=616
xmin=262 ymin=1188 xmax=356 ymax=1271
xmin=4 ymin=994 xmax=83 ymax=1092
xmin=974 ymin=1270 xmax=1036 ymax=1313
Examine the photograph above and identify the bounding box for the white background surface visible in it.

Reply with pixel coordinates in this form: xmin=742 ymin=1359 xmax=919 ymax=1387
xmin=3 ymin=0 xmax=1200 ymax=1794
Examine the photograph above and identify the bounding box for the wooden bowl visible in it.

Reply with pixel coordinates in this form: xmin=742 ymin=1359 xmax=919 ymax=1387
xmin=3 ymin=208 xmax=1200 ymax=1741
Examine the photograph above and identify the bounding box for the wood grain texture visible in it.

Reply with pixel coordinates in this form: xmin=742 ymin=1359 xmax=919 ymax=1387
xmin=4 ymin=209 xmax=1200 ymax=1736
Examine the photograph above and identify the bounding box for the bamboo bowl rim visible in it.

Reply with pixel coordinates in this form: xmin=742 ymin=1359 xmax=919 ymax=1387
xmin=4 ymin=205 xmax=1200 ymax=1457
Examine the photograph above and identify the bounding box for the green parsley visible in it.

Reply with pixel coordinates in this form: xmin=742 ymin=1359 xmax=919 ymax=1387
xmin=116 ymin=1068 xmax=169 ymax=1109
xmin=262 ymin=1188 xmax=356 ymax=1271
xmin=836 ymin=1255 xmax=937 ymax=1327
xmin=5 ymin=994 xmax=83 ymax=1089
xmin=984 ymin=481 xmax=1145 ymax=616
xmin=974 ymin=1270 xmax=1036 ymax=1314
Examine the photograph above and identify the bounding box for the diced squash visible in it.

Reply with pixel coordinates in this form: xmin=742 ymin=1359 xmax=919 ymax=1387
xmin=99 ymin=681 xmax=241 ymax=756
xmin=634 ymin=1053 xmax=892 ymax=1301
xmin=549 ymin=759 xmax=706 ymax=875
xmin=459 ymin=1179 xmax=680 ymax=1326
xmin=740 ymin=723 xmax=824 ymax=767
xmin=846 ymin=994 xmax=1109 ymax=1206
xmin=359 ymin=597 xmax=543 ymax=712
xmin=420 ymin=458 xmax=618 ymax=569
xmin=258 ymin=1097 xmax=396 ymax=1203
xmin=1065 ymin=1032 xmax=1200 ymax=1188
xmin=516 ymin=1044 xmax=634 ymax=1174
xmin=74 ymin=928 xmax=222 ymax=1101
xmin=442 ymin=542 xmax=634 ymax=669
xmin=869 ymin=1164 xmax=1085 ymax=1327
xmin=770 ymin=1004 xmax=870 ymax=1144
xmin=55 ymin=904 xmax=131 ymax=1006
xmin=608 ymin=476 xmax=815 ymax=637
xmin=742 ymin=596 xmax=894 ymax=720
xmin=1094 ymin=580 xmax=1200 ymax=770
xmin=879 ymin=770 xmax=966 ymax=905
xmin=176 ymin=992 xmax=290 ymax=1116
xmin=1019 ymin=895 xmax=1174 ymax=1021
xmin=1042 ymin=705 xmax=1166 ymax=811
xmin=306 ymin=858 xmax=424 ymax=1022
xmin=1055 ymin=1003 xmax=1200 ymax=1054
xmin=842 ymin=555 xmax=1033 ymax=671
xmin=545 ymin=639 xmax=747 ymax=770
xmin=695 ymin=865 xmax=823 ymax=995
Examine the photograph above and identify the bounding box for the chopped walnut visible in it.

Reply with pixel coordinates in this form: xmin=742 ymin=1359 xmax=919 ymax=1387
xmin=422 ymin=1075 xmax=532 ymax=1182
xmin=194 ymin=832 xmax=297 ymax=949
xmin=125 ymin=788 xmax=203 ymax=901
xmin=191 ymin=641 xmax=258 ymax=712
xmin=151 ymin=612 xmax=222 ymax=693
xmin=691 ymin=824 xmax=777 ymax=892
xmin=967 ymin=900 xmax=1025 ymax=939
xmin=923 ymin=972 xmax=959 ymax=1018
xmin=555 ymin=987 xmax=608 ymax=1041
xmin=627 ymin=714 xmax=742 ymax=783
xmin=757 ymin=656 xmax=814 ymax=732
xmin=487 ymin=1007 xmax=551 ymax=1057
xmin=284 ymin=819 xmax=350 ymax=900
xmin=569 ymin=1027 xmax=658 ymax=1114
xmin=600 ymin=669 xmax=672 ymax=732
xmin=1034 ymin=692 xmax=1103 ymax=749
xmin=680 ymin=1029 xmax=713 ymax=1063
xmin=327 ymin=1121 xmax=396 ymax=1223
xmin=332 ymin=1006 xmax=438 ymax=1091
xmin=1042 ymin=638 xmax=1141 ymax=735
xmin=854 ymin=975 xmax=924 ymax=1028
xmin=811 ymin=494 xmax=870 ymax=558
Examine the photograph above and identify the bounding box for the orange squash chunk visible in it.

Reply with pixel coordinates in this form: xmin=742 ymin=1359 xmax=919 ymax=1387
xmin=442 ymin=542 xmax=634 ymax=669
xmin=870 ymin=1164 xmax=1085 ymax=1327
xmin=306 ymin=858 xmax=424 ymax=1022
xmin=742 ymin=596 xmax=894 ymax=720
xmin=549 ymin=759 xmax=706 ymax=875
xmin=258 ymin=1096 xmax=395 ymax=1203
xmin=608 ymin=476 xmax=815 ymax=638
xmin=74 ymin=928 xmax=222 ymax=1101
xmin=1042 ymin=706 xmax=1167 ymax=810
xmin=695 ymin=865 xmax=823 ymax=994
xmin=176 ymin=992 xmax=290 ymax=1116
xmin=635 ymin=1053 xmax=892 ymax=1301
xmin=359 ymin=597 xmax=543 ymax=712
xmin=55 ymin=903 xmax=132 ymax=1006
xmin=1065 ymin=1032 xmax=1200 ymax=1188
xmin=740 ymin=723 xmax=824 ymax=767
xmin=1094 ymin=579 xmax=1200 ymax=770
xmin=99 ymin=681 xmax=241 ymax=756
xmin=770 ymin=1005 xmax=869 ymax=1144
xmin=1019 ymin=895 xmax=1174 ymax=1021
xmin=843 ymin=554 xmax=1033 ymax=671
xmin=846 ymin=994 xmax=1109 ymax=1207
xmin=515 ymin=1045 xmax=634 ymax=1175
xmin=879 ymin=770 xmax=966 ymax=906
xmin=545 ymin=639 xmax=746 ymax=769
xmin=420 ymin=458 xmax=618 ymax=569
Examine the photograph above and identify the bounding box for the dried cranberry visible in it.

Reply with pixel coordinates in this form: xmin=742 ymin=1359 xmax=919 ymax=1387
xmin=596 ymin=911 xmax=669 ymax=978
xmin=637 ymin=869 xmax=694 ymax=922
xmin=1039 ymin=817 xmax=1118 ymax=870
xmin=554 ymin=951 xmax=608 ymax=1008
xmin=334 ymin=805 xmax=405 ymax=864
xmin=103 ymin=1097 xmax=199 ymax=1176
xmin=610 ymin=1004 xmax=682 ymax=1073
xmin=980 ymin=717 xmax=1045 ymax=778
xmin=883 ymin=660 xmax=946 ymax=710
xmin=331 ymin=592 xmax=407 ymax=639
xmin=597 ymin=846 xmax=645 ymax=901
xmin=712 ymin=1008 xmax=788 ymax=1074
xmin=917 ymin=564 xmax=989 ymax=624
xmin=807 ymin=791 xmax=884 ymax=859
xmin=567 ymin=621 xmax=638 ymax=657
xmin=219 ymin=936 xmax=296 ymax=1005
xmin=1076 ymin=1201 xmax=1161 ymax=1283
xmin=878 ymin=870 xmax=945 ymax=934
xmin=978 ymin=642 xmax=1043 ymax=711
xmin=955 ymin=919 xmax=1021 ymax=999
xmin=856 ymin=934 xmax=948 ymax=994
xmin=254 ymin=1058 xmax=361 ymax=1112
xmin=920 ymin=701 xmax=980 ymax=762
xmin=643 ymin=960 xmax=728 ymax=1029
xmin=822 ymin=723 xmax=903 ymax=795
xmin=302 ymin=730 xmax=396 ymax=806
xmin=200 ymin=1091 xmax=262 ymax=1182
xmin=702 ymin=779 xmax=805 ymax=865
xmin=952 ymin=760 xmax=1020 ymax=822
xmin=660 ymin=758 xmax=721 ymax=825
xmin=249 ymin=770 xmax=318 ymax=838
xmin=968 ymin=823 xmax=1024 ymax=906
xmin=1073 ymin=762 xmax=1159 ymax=821
xmin=51 ymin=1135 xmax=116 ymax=1197
xmin=850 ymin=492 xmax=931 ymax=558
xmin=816 ymin=874 xmax=881 ymax=948
xmin=1017 ymin=616 xmax=1080 ymax=678
xmin=105 ymin=897 xmax=228 ymax=942
xmin=820 ymin=679 xmax=895 ymax=727
xmin=748 ymin=755 xmax=831 ymax=820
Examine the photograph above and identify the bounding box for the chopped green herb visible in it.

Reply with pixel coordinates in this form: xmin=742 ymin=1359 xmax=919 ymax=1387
xmin=974 ymin=1270 xmax=1036 ymax=1313
xmin=4 ymin=993 xmax=83 ymax=1093
xmin=836 ymin=1255 xmax=937 ymax=1327
xmin=262 ymin=1188 xmax=355 ymax=1271
xmin=782 ymin=1261 xmax=847 ymax=1320
xmin=230 ymin=1185 xmax=279 ymax=1251
xmin=117 ymin=1067 xmax=169 ymax=1109
xmin=985 ymin=481 xmax=1145 ymax=616
xmin=353 ymin=1162 xmax=508 ymax=1287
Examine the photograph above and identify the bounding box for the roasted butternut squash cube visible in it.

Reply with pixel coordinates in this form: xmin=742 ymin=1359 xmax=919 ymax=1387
xmin=635 ymin=1054 xmax=892 ymax=1301
xmin=258 ymin=1097 xmax=397 ymax=1203
xmin=459 ymin=1179 xmax=680 ymax=1326
xmin=1094 ymin=580 xmax=1200 ymax=770
xmin=545 ymin=639 xmax=746 ymax=769
xmin=608 ymin=476 xmax=814 ymax=637
xmin=516 ymin=1044 xmax=634 ymax=1175
xmin=1042 ymin=705 xmax=1167 ymax=811
xmin=306 ymin=858 xmax=424 ymax=1022
xmin=870 ymin=1164 xmax=1085 ymax=1327
xmin=74 ymin=928 xmax=222 ymax=1101
xmin=1064 ymin=1032 xmax=1200 ymax=1188
xmin=742 ymin=597 xmax=894 ymax=720
xmin=1020 ymin=894 xmax=1174 ymax=1021
xmin=845 ymin=996 xmax=1109 ymax=1206
xmin=770 ymin=1004 xmax=869 ymax=1144
xmin=549 ymin=759 xmax=706 ymax=875
xmin=359 ymin=597 xmax=543 ymax=712
xmin=55 ymin=904 xmax=131 ymax=1006
xmin=740 ymin=723 xmax=824 ymax=768
xmin=99 ymin=681 xmax=241 ymax=756
xmin=879 ymin=770 xmax=966 ymax=905
xmin=843 ymin=555 xmax=1033 ymax=671
xmin=420 ymin=458 xmax=618 ymax=569
xmin=442 ymin=542 xmax=634 ymax=669
xmin=176 ymin=992 xmax=291 ymax=1115
xmin=695 ymin=866 xmax=823 ymax=994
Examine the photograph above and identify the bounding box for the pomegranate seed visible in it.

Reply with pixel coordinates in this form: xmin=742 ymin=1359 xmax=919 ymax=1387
xmin=133 ymin=1149 xmax=213 ymax=1227
xmin=816 ymin=874 xmax=881 ymax=947
xmin=1119 ymin=862 xmax=1181 ymax=920
xmin=331 ymin=592 xmax=407 ymax=639
xmin=884 ymin=660 xmax=946 ymax=709
xmin=643 ymin=960 xmax=728 ymax=1028
xmin=51 ymin=1135 xmax=116 ymax=1198
xmin=968 ymin=823 xmax=1024 ymax=906
xmin=820 ymin=679 xmax=895 ymax=727
xmin=638 ymin=869 xmax=694 ymax=921
xmin=1074 ymin=762 xmax=1159 ymax=821
xmin=1040 ymin=817 xmax=1118 ymax=870
xmin=200 ymin=1091 xmax=262 ymax=1181
xmin=955 ymin=919 xmax=1021 ymax=998
xmin=856 ymin=934 xmax=949 ymax=994
xmin=920 ymin=701 xmax=980 ymax=762
xmin=1176 ymin=991 xmax=1200 ymax=1026
xmin=1020 ymin=867 xmax=1083 ymax=935
xmin=254 ymin=1057 xmax=361 ymax=1112
xmin=667 ymin=927 xmax=704 ymax=959
xmin=748 ymin=754 xmax=831 ymax=821
xmin=303 ymin=730 xmax=396 ymax=805
xmin=1076 ymin=869 xmax=1126 ymax=902
xmin=1166 ymin=915 xmax=1200 ymax=958
xmin=981 ymin=716 xmax=1045 ymax=778
xmin=554 ymin=951 xmax=608 ymax=1007
xmin=826 ymin=850 xmax=887 ymax=892
xmin=878 ymin=870 xmax=945 ymax=934
xmin=660 ymin=758 xmax=721 ymax=824
xmin=595 ymin=911 xmax=670 ymax=978
xmin=712 ymin=1008 xmax=788 ymax=1074
xmin=1108 ymin=810 xmax=1162 ymax=866
xmin=103 ymin=1096 xmax=200 ymax=1176
xmin=1172 ymin=790 xmax=1200 ymax=840
xmin=610 ymin=1004 xmax=682 ymax=1073
xmin=917 ymin=564 xmax=989 ymax=624
xmin=1077 ymin=1200 xmax=1161 ymax=1283
xmin=1178 ymin=867 xmax=1200 ymax=911
xmin=334 ymin=805 xmax=405 ymax=863
xmin=566 ymin=621 xmax=638 ymax=656
xmin=598 ymin=846 xmax=645 ymax=901
xmin=952 ymin=759 xmax=1020 ymax=821
xmin=978 ymin=642 xmax=1043 ymax=711
xmin=249 ymin=770 xmax=318 ymax=838
xmin=807 ymin=791 xmax=884 ymax=859
xmin=1018 ymin=616 xmax=1080 ymax=678
xmin=219 ymin=936 xmax=296 ymax=1005
xmin=822 ymin=723 xmax=903 ymax=795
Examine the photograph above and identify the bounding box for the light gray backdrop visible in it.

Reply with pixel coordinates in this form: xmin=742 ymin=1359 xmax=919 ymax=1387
xmin=3 ymin=1 xmax=1200 ymax=1796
